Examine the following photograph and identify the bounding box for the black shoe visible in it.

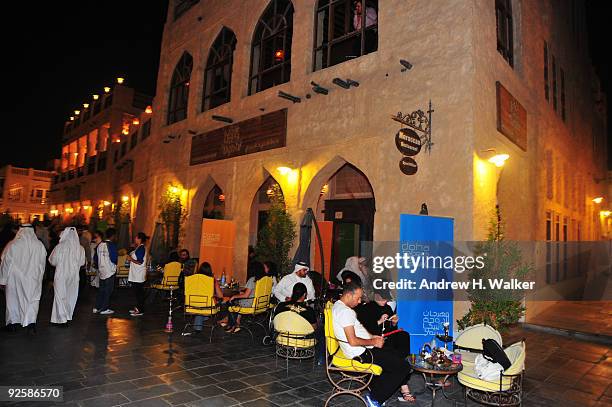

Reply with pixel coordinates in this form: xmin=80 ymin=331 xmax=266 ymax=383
xmin=4 ymin=324 xmax=17 ymax=332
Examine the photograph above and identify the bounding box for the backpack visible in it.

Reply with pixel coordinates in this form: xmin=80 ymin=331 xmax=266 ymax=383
xmin=482 ymin=338 xmax=511 ymax=370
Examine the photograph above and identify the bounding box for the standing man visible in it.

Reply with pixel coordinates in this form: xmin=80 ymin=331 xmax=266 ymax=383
xmin=0 ymin=224 xmax=47 ymax=334
xmin=273 ymin=262 xmax=315 ymax=303
xmin=332 ymin=281 xmax=414 ymax=406
xmin=50 ymin=227 xmax=85 ymax=325
xmin=94 ymin=228 xmax=117 ymax=315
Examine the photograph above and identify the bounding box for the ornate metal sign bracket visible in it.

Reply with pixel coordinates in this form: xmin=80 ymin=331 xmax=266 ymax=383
xmin=391 ymin=100 xmax=434 ymax=154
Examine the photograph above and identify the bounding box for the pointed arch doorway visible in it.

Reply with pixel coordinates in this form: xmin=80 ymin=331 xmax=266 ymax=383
xmin=315 ymin=163 xmax=375 ymax=278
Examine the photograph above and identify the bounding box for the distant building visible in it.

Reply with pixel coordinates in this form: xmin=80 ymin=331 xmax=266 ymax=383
xmin=48 ymin=83 xmax=153 ymax=227
xmin=0 ymin=165 xmax=54 ymax=223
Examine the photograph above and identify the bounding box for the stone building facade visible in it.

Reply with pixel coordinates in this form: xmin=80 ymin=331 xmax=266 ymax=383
xmin=50 ymin=0 xmax=608 ymax=320
xmin=49 ymin=82 xmax=153 ymax=231
xmin=144 ymin=0 xmax=607 ymax=266
xmin=0 ymin=165 xmax=54 ymax=223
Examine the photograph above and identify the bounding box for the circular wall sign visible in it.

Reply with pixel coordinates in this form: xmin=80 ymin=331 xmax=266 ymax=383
xmin=399 ymin=156 xmax=418 ymax=175
xmin=395 ymin=128 xmax=422 ymax=156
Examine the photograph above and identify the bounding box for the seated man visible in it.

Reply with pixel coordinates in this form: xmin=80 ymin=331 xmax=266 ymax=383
xmin=332 ymin=281 xmax=414 ymax=407
xmin=273 ymin=262 xmax=315 ymax=303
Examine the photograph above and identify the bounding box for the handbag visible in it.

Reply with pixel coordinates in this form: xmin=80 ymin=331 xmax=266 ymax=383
xmin=482 ymin=338 xmax=511 ymax=370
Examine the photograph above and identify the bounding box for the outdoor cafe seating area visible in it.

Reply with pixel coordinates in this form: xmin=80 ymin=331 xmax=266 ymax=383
xmin=131 ymin=260 xmax=527 ymax=407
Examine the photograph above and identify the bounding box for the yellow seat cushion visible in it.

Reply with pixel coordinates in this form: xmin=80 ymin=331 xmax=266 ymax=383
xmin=458 ymin=341 xmax=525 ymax=392
xmin=331 ymin=349 xmax=382 ymax=375
xmin=276 ymin=334 xmax=316 ymax=348
xmin=185 ymin=305 xmax=219 ymax=316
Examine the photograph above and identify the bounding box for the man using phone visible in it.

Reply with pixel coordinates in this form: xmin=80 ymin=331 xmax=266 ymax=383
xmin=332 ymin=282 xmax=414 ymax=406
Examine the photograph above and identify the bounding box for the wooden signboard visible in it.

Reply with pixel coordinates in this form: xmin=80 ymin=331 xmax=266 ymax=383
xmin=190 ymin=109 xmax=287 ymax=165
xmin=496 ymin=82 xmax=527 ymax=151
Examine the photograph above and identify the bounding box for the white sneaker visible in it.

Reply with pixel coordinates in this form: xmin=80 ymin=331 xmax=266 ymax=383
xmin=92 ymin=308 xmax=98 ymax=314
xmin=99 ymin=309 xmax=115 ymax=315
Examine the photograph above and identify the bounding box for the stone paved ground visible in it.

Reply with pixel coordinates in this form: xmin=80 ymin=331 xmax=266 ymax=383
xmin=0 ymin=285 xmax=611 ymax=407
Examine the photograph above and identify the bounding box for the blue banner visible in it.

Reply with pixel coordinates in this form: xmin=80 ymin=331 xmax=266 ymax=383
xmin=396 ymin=214 xmax=454 ymax=354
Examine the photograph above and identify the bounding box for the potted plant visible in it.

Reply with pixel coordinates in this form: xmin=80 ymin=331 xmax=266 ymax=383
xmin=255 ymin=184 xmax=296 ymax=276
xmin=457 ymin=205 xmax=533 ymax=332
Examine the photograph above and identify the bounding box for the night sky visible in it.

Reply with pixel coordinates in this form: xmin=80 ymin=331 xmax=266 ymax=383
xmin=0 ymin=1 xmax=609 ymax=169
xmin=0 ymin=1 xmax=168 ymax=170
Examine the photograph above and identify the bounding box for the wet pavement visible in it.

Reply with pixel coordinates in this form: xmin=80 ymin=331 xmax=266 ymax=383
xmin=0 ymin=284 xmax=611 ymax=407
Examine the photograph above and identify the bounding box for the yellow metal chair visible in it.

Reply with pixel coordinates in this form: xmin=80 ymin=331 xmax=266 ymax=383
xmin=458 ymin=340 xmax=526 ymax=406
xmin=182 ymin=274 xmax=221 ymax=341
xmin=228 ymin=276 xmax=274 ymax=343
xmin=152 ymin=261 xmax=182 ymax=291
xmin=273 ymin=309 xmax=316 ymax=375
xmin=323 ymin=306 xmax=382 ymax=407
xmin=454 ymin=323 xmax=503 ymax=368
xmin=116 ymin=254 xmax=130 ymax=287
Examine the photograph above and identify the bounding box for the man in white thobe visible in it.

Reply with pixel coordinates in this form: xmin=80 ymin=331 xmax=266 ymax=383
xmin=273 ymin=262 xmax=316 ymax=303
xmin=0 ymin=224 xmax=47 ymax=333
xmin=50 ymin=227 xmax=85 ymax=324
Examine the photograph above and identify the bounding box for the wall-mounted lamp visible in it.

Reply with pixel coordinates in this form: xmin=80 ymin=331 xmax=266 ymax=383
xmin=121 ymin=195 xmax=129 ymax=202
xmin=104 ymin=87 xmax=111 ymax=93
xmin=145 ymin=105 xmax=153 ymax=114
xmin=132 ymin=118 xmax=140 ymax=125
xmin=83 ymin=103 xmax=89 ymax=109
xmin=600 ymin=210 xmax=611 ymax=217
xmin=310 ymin=81 xmax=329 ymax=95
xmin=332 ymin=78 xmax=350 ymax=89
xmin=482 ymin=149 xmax=510 ymax=167
xmin=277 ymin=166 xmax=293 ymax=175
xmin=92 ymin=94 xmax=99 ymax=100
xmin=488 ymin=154 xmax=510 ymax=167
xmin=593 ymin=197 xmax=604 ymax=204
xmin=400 ymin=59 xmax=413 ymax=71
xmin=278 ymin=91 xmax=301 ymax=103
xmin=116 ymin=77 xmax=125 ymax=84
xmin=212 ymin=115 xmax=234 ymax=123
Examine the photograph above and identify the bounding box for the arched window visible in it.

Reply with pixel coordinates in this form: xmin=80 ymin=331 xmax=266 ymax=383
xmin=313 ymin=0 xmax=378 ymax=71
xmin=249 ymin=0 xmax=294 ymax=95
xmin=203 ymin=27 xmax=237 ymax=111
xmin=202 ymin=185 xmax=225 ymax=219
xmin=167 ymin=52 xmax=193 ymax=124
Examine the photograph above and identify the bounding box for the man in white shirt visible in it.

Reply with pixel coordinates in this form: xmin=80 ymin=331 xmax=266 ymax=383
xmin=272 ymin=262 xmax=315 ymax=303
xmin=332 ymin=282 xmax=414 ymax=407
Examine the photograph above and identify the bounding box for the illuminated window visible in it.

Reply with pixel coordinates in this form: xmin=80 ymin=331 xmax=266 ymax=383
xmin=314 ymin=0 xmax=378 ymax=71
xmin=203 ymin=27 xmax=237 ymax=111
xmin=249 ymin=0 xmax=294 ymax=94
xmin=167 ymin=52 xmax=193 ymax=124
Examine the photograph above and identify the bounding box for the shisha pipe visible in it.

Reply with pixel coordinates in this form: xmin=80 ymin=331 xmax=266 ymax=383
xmin=164 ymin=286 xmax=175 ymax=333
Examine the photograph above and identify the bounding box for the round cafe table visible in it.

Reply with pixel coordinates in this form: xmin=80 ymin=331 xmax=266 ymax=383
xmin=408 ymin=355 xmax=463 ymax=406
